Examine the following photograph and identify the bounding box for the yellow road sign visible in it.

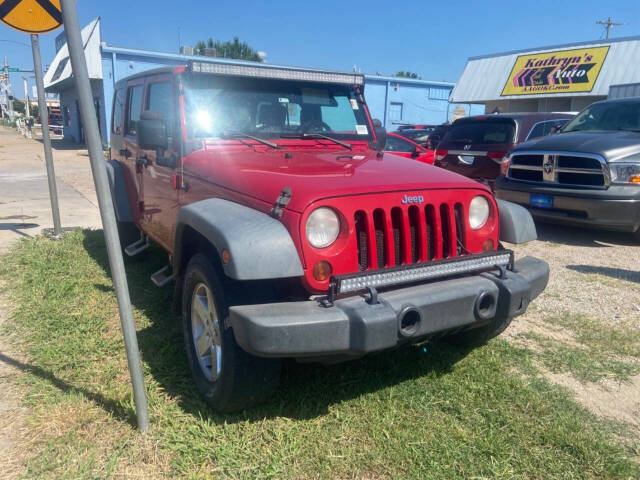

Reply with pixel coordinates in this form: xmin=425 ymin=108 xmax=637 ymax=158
xmin=0 ymin=0 xmax=62 ymax=34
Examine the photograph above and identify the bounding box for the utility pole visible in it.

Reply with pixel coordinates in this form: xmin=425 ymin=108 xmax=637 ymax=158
xmin=4 ymin=56 xmax=13 ymax=121
xmin=597 ymin=17 xmax=623 ymax=39
xmin=22 ymin=76 xmax=30 ymax=117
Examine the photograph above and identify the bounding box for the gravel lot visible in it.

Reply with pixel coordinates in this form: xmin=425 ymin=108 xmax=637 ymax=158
xmin=507 ymin=222 xmax=640 ymax=431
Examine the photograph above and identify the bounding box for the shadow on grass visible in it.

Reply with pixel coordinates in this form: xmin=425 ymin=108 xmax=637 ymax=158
xmin=566 ymin=264 xmax=640 ymax=284
xmin=81 ymin=229 xmax=472 ymax=424
xmin=0 ymin=351 xmax=136 ymax=427
xmin=535 ymin=222 xmax=636 ymax=248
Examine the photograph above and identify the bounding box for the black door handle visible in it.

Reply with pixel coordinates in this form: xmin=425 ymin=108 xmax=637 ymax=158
xmin=119 ymin=148 xmax=131 ymax=158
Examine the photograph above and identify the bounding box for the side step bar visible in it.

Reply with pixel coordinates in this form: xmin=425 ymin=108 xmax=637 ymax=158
xmin=124 ymin=235 xmax=149 ymax=257
xmin=151 ymin=265 xmax=175 ymax=287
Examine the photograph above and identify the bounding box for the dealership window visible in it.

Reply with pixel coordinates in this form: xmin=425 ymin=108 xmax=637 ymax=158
xmin=389 ymin=102 xmax=403 ymax=121
xmin=125 ymin=85 xmax=143 ymax=136
xmin=428 ymin=87 xmax=450 ymax=100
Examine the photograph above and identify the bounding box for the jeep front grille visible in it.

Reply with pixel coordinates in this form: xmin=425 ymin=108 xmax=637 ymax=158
xmin=354 ymin=203 xmax=464 ymax=271
xmin=507 ymin=151 xmax=608 ymax=188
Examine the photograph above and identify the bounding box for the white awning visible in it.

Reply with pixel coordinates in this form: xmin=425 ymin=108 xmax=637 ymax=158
xmin=44 ymin=18 xmax=103 ymax=92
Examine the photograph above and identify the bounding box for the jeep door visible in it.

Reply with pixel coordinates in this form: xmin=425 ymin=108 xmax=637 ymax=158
xmin=117 ymin=79 xmax=146 ymax=225
xmin=137 ymin=75 xmax=180 ymax=251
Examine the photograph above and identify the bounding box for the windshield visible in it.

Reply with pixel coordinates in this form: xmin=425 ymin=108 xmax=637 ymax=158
xmin=445 ymin=119 xmax=516 ymax=145
xmin=562 ymin=101 xmax=640 ymax=133
xmin=183 ymin=75 xmax=371 ymax=140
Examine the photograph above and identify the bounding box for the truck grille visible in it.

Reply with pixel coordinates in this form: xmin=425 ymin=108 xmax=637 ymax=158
xmin=354 ymin=203 xmax=464 ymax=271
xmin=508 ymin=152 xmax=608 ymax=188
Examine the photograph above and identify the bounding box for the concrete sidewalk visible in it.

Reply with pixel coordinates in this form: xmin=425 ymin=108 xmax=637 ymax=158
xmin=0 ymin=127 xmax=102 ymax=253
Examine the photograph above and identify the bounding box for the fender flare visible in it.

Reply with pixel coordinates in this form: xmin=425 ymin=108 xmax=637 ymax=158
xmin=105 ymin=160 xmax=133 ymax=222
xmin=497 ymin=199 xmax=537 ymax=244
xmin=174 ymin=198 xmax=304 ymax=280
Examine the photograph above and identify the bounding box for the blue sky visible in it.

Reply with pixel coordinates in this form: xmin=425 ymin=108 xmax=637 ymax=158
xmin=1 ymin=0 xmax=639 ymax=99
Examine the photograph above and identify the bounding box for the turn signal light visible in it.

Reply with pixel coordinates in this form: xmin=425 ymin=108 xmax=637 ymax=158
xmin=487 ymin=151 xmax=507 ymax=161
xmin=313 ymin=261 xmax=332 ymax=281
xmin=482 ymin=239 xmax=495 ymax=251
xmin=630 ymin=175 xmax=640 ymax=183
xmin=435 ymin=149 xmax=448 ymax=161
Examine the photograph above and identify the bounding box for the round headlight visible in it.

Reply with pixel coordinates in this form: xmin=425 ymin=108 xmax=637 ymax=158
xmin=469 ymin=196 xmax=490 ymax=230
xmin=306 ymin=207 xmax=340 ymax=248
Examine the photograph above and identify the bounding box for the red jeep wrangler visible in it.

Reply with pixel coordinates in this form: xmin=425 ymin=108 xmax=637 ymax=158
xmin=107 ymin=61 xmax=549 ymax=412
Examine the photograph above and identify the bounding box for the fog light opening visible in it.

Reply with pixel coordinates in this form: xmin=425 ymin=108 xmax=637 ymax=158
xmin=475 ymin=291 xmax=496 ymax=320
xmin=399 ymin=307 xmax=422 ymax=338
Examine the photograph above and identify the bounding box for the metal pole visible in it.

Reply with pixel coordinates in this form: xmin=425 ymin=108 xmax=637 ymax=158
xmin=59 ymin=0 xmax=149 ymax=433
xmin=31 ymin=35 xmax=62 ymax=237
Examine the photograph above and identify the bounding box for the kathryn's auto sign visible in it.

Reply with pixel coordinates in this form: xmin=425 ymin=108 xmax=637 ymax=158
xmin=501 ymin=46 xmax=609 ymax=96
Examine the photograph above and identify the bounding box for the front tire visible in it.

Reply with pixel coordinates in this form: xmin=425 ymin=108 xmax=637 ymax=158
xmin=182 ymin=253 xmax=281 ymax=412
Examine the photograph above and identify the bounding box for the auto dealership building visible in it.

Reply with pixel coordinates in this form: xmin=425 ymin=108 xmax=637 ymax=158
xmin=451 ymin=36 xmax=640 ymax=114
xmin=44 ymin=19 xmax=478 ymax=145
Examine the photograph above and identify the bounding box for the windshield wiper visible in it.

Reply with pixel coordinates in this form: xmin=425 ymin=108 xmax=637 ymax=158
xmin=281 ymin=133 xmax=352 ymax=150
xmin=221 ymin=131 xmax=280 ymax=149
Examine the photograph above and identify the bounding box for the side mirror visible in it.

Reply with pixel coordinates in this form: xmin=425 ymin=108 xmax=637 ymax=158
xmin=411 ymin=148 xmax=420 ymax=158
xmin=137 ymin=111 xmax=168 ymax=151
xmin=370 ymin=118 xmax=387 ymax=151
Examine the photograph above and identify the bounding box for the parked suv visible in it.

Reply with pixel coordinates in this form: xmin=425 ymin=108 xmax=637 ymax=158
xmin=496 ymin=98 xmax=640 ymax=239
xmin=434 ymin=113 xmax=574 ymax=187
xmin=107 ymin=62 xmax=549 ymax=411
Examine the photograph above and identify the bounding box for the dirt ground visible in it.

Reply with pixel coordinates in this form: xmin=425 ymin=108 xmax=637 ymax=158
xmin=0 ymin=126 xmax=639 ymax=475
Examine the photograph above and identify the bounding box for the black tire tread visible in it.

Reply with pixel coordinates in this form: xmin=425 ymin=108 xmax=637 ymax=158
xmin=182 ymin=253 xmax=281 ymax=412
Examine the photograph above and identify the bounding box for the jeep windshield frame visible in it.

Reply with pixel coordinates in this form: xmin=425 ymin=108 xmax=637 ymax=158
xmin=562 ymin=100 xmax=640 ymax=133
xmin=180 ymin=73 xmax=373 ymax=143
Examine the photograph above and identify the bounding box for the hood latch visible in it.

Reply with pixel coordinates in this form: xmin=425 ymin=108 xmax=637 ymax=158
xmin=270 ymin=186 xmax=292 ymax=219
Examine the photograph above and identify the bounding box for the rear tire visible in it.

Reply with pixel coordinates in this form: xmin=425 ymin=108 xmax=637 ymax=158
xmin=182 ymin=253 xmax=281 ymax=412
xmin=633 ymin=228 xmax=640 ymax=243
xmin=444 ymin=316 xmax=513 ymax=348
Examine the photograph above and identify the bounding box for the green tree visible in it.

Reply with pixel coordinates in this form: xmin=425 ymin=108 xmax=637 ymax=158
xmin=394 ymin=71 xmax=421 ymax=79
xmin=194 ymin=36 xmax=264 ymax=62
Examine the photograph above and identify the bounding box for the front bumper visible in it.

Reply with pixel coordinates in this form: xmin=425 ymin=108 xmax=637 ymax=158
xmin=495 ymin=176 xmax=640 ymax=232
xmin=229 ymin=256 xmax=549 ymax=359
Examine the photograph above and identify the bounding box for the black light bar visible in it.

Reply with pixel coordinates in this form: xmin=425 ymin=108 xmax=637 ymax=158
xmin=332 ymin=250 xmax=514 ymax=295
xmin=190 ymin=61 xmax=364 ymax=85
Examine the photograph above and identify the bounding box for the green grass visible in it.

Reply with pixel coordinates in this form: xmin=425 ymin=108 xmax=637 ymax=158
xmin=1 ymin=230 xmax=638 ymax=479
xmin=518 ymin=313 xmax=640 ymax=384
xmin=522 ymin=332 xmax=640 ymax=383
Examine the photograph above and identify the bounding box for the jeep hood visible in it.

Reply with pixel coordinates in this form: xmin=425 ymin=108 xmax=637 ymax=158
xmin=514 ymin=130 xmax=640 ymax=162
xmin=183 ymin=148 xmax=486 ymax=212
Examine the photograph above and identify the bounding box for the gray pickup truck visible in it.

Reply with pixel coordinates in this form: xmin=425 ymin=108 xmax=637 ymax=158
xmin=496 ymin=97 xmax=640 ymax=240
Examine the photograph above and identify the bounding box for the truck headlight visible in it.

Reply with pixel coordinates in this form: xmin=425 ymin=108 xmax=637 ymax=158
xmin=306 ymin=207 xmax=340 ymax=248
xmin=609 ymin=162 xmax=640 ymax=185
xmin=469 ymin=196 xmax=490 ymax=230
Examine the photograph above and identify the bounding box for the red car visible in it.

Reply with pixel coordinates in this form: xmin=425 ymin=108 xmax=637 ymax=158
xmin=385 ymin=131 xmax=435 ymax=164
xmin=107 ymin=63 xmax=548 ymax=411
